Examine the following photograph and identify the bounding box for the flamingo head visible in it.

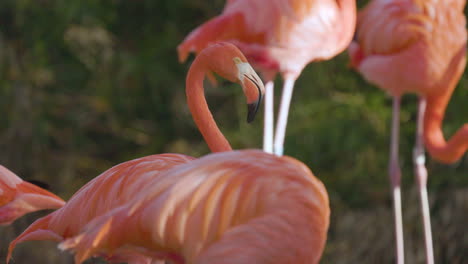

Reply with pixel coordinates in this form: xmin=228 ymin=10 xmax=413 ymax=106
xmin=201 ymin=42 xmax=265 ymax=123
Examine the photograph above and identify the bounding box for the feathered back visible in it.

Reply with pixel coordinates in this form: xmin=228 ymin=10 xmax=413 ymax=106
xmin=0 ymin=165 xmax=64 ymax=225
xmin=225 ymin=0 xmax=317 ymax=37
xmin=349 ymin=0 xmax=468 ymax=163
xmin=60 ymin=150 xmax=330 ymax=264
xmin=178 ymin=0 xmax=355 ymax=77
xmin=352 ymin=0 xmax=467 ymax=95
xmin=50 ymin=154 xmax=194 ymax=234
xmin=7 ymin=153 xmax=193 ymax=259
xmin=358 ymin=0 xmax=466 ymax=54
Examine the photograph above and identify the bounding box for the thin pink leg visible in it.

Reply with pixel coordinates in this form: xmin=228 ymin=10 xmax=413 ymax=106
xmin=389 ymin=96 xmax=405 ymax=264
xmin=414 ymin=98 xmax=434 ymax=264
xmin=263 ymin=80 xmax=274 ymax=154
xmin=273 ymin=77 xmax=296 ymax=156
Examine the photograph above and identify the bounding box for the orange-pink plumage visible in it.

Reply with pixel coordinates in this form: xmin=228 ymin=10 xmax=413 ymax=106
xmin=59 ymin=150 xmax=330 ymax=264
xmin=8 ymin=154 xmax=194 ymax=263
xmin=0 ymin=165 xmax=64 ymax=225
xmin=7 ymin=42 xmax=329 ymax=264
xmin=8 ymin=42 xmax=268 ymax=263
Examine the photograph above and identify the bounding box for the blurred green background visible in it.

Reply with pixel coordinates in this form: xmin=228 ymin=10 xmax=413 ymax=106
xmin=0 ymin=0 xmax=467 ymax=263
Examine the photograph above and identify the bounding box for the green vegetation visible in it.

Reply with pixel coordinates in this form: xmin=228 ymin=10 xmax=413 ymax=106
xmin=1 ymin=1 xmax=466 ymax=263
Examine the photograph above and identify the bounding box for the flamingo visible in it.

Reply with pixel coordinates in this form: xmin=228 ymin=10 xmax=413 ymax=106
xmin=0 ymin=165 xmax=65 ymax=225
xmin=178 ymin=0 xmax=356 ymax=156
xmin=7 ymin=42 xmax=265 ymax=263
xmin=348 ymin=0 xmax=468 ymax=263
xmin=58 ymin=150 xmax=330 ymax=264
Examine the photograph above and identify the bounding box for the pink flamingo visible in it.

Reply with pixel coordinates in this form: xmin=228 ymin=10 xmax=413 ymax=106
xmin=349 ymin=0 xmax=468 ymax=263
xmin=0 ymin=165 xmax=64 ymax=225
xmin=178 ymin=0 xmax=356 ymax=156
xmin=59 ymin=149 xmax=330 ymax=264
xmin=8 ymin=42 xmax=266 ymax=263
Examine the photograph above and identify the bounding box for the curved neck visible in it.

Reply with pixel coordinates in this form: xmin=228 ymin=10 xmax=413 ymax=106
xmin=423 ymin=45 xmax=467 ymax=163
xmin=186 ymin=56 xmax=232 ymax=152
xmin=424 ymin=94 xmax=468 ymax=164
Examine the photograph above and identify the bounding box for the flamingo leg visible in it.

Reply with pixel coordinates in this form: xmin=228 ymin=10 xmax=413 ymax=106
xmin=263 ymin=80 xmax=274 ymax=154
xmin=413 ymin=98 xmax=434 ymax=264
xmin=389 ymin=96 xmax=405 ymax=264
xmin=273 ymin=78 xmax=296 ymax=156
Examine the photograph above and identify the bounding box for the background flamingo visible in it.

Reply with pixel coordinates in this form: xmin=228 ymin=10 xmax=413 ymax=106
xmin=58 ymin=150 xmax=330 ymax=264
xmin=348 ymin=0 xmax=468 ymax=263
xmin=178 ymin=0 xmax=356 ymax=156
xmin=8 ymin=42 xmax=264 ymax=263
xmin=0 ymin=165 xmax=64 ymax=226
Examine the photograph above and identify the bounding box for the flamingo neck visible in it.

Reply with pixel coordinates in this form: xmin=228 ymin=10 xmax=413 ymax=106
xmin=186 ymin=57 xmax=232 ymax=153
xmin=423 ymin=95 xmax=468 ymax=164
xmin=423 ymin=45 xmax=468 ymax=163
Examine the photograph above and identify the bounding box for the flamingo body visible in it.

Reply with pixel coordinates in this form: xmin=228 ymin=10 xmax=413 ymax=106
xmin=8 ymin=42 xmax=268 ymax=263
xmin=58 ymin=150 xmax=330 ymax=264
xmin=349 ymin=0 xmax=468 ymax=163
xmin=348 ymin=0 xmax=468 ymax=262
xmin=0 ymin=165 xmax=64 ymax=225
xmin=179 ymin=0 xmax=356 ymax=79
xmin=7 ymin=154 xmax=193 ymax=263
xmin=178 ymin=0 xmax=356 ymax=155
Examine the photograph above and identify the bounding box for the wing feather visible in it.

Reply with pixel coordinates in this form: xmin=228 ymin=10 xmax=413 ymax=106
xmin=357 ymin=0 xmax=433 ymax=56
xmin=59 ymin=150 xmax=330 ymax=264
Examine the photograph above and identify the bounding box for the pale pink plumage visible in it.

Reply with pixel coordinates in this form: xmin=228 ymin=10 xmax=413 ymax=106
xmin=0 ymin=165 xmax=64 ymax=225
xmin=348 ymin=0 xmax=467 ymax=262
xmin=179 ymin=0 xmax=355 ymax=79
xmin=349 ymin=0 xmax=467 ymax=163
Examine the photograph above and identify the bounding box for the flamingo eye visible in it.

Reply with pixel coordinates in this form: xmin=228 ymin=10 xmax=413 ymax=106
xmin=233 ymin=57 xmax=242 ymax=64
xmin=235 ymin=60 xmax=253 ymax=81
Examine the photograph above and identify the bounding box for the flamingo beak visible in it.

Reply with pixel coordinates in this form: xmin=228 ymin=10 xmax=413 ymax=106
xmin=247 ymin=102 xmax=259 ymax=123
xmin=245 ymin=75 xmax=263 ymax=123
xmin=234 ymin=58 xmax=265 ymax=123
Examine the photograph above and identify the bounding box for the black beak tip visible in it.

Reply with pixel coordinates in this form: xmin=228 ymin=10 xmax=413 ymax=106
xmin=247 ymin=103 xmax=259 ymax=123
xmin=26 ymin=179 xmax=51 ymax=190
